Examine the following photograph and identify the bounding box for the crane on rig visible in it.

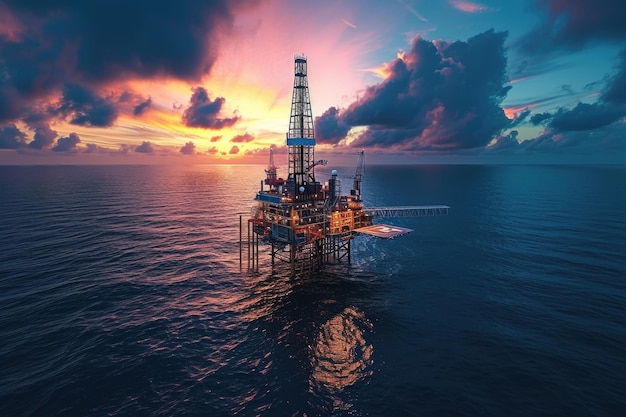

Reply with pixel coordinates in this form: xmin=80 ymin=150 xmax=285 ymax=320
xmin=307 ymin=159 xmax=328 ymax=172
xmin=351 ymin=150 xmax=365 ymax=200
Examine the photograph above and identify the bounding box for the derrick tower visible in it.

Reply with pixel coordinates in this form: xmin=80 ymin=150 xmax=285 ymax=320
xmin=286 ymin=55 xmax=318 ymax=198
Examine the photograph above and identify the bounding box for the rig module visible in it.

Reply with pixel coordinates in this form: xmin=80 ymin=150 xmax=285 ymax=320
xmin=240 ymin=55 xmax=448 ymax=275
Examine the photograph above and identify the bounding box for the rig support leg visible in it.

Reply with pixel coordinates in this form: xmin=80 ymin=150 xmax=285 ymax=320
xmin=255 ymin=230 xmax=259 ymax=272
xmin=247 ymin=219 xmax=252 ymax=271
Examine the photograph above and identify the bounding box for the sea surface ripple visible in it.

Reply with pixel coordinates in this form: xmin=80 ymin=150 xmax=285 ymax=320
xmin=1 ymin=164 xmax=625 ymax=416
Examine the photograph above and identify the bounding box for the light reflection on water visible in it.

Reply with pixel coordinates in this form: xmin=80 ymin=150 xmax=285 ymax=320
xmin=310 ymin=307 xmax=374 ymax=408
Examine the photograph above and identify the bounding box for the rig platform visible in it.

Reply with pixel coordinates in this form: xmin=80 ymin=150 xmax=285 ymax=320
xmin=240 ymin=55 xmax=449 ymax=275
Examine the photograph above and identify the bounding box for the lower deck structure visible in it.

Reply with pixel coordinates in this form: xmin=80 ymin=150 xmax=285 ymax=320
xmin=239 ymin=204 xmax=449 ymax=275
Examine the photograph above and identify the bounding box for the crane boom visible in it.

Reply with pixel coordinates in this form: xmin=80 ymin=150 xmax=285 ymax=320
xmin=351 ymin=150 xmax=365 ymax=199
xmin=306 ymin=159 xmax=327 ymax=171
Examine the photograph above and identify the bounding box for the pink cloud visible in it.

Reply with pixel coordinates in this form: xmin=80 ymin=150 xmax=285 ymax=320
xmin=340 ymin=18 xmax=357 ymax=29
xmin=504 ymin=104 xmax=538 ymax=119
xmin=449 ymin=0 xmax=489 ymax=13
xmin=0 ymin=4 xmax=23 ymax=41
xmin=231 ymin=133 xmax=254 ymax=143
xmin=398 ymin=0 xmax=429 ymax=22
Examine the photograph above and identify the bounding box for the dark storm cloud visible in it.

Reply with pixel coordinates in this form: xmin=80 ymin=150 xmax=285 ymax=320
xmin=0 ymin=88 xmax=24 ymax=124
xmin=521 ymin=123 xmax=626 ymax=154
xmin=488 ymin=130 xmax=520 ymax=152
xmin=601 ymin=50 xmax=626 ymax=105
xmin=180 ymin=141 xmax=196 ymax=155
xmin=314 ymin=107 xmax=351 ymax=145
xmin=133 ymin=98 xmax=152 ymax=116
xmin=135 ymin=141 xmax=154 ymax=153
xmin=527 ymin=54 xmax=626 ymax=133
xmin=0 ymin=124 xmax=27 ymax=148
xmin=510 ymin=109 xmax=531 ymax=127
xmin=52 ymin=132 xmax=81 ymax=152
xmin=530 ymin=112 xmax=553 ymax=125
xmin=84 ymin=143 xmax=100 ymax=153
xmin=0 ymin=0 xmax=253 ymax=122
xmin=182 ymin=87 xmax=239 ymax=129
xmin=549 ymin=103 xmax=624 ymax=132
xmin=231 ymin=133 xmax=254 ymax=143
xmin=517 ymin=0 xmax=626 ymax=54
xmin=320 ymin=29 xmax=511 ymax=151
xmin=28 ymin=124 xmax=58 ymax=149
xmin=516 ymin=47 xmax=626 ymax=155
xmin=54 ymin=84 xmax=118 ymax=127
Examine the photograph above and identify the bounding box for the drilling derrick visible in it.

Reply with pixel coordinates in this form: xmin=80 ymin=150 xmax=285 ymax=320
xmin=240 ymin=54 xmax=449 ymax=276
xmin=286 ymin=55 xmax=318 ymax=198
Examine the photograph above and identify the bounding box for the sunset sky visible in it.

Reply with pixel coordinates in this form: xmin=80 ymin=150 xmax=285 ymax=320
xmin=1 ymin=0 xmax=625 ymax=164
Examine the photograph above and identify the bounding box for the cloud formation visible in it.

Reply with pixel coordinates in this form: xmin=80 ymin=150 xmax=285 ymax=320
xmin=549 ymin=103 xmax=624 ymax=132
xmin=135 ymin=141 xmax=154 ymax=153
xmin=489 ymin=121 xmax=626 ymax=157
xmin=180 ymin=141 xmax=196 ymax=155
xmin=133 ymin=98 xmax=152 ymax=116
xmin=449 ymin=0 xmax=489 ymax=13
xmin=315 ymin=107 xmax=351 ymax=145
xmin=231 ymin=133 xmax=254 ymax=143
xmin=54 ymin=84 xmax=118 ymax=127
xmin=52 ymin=132 xmax=81 ymax=152
xmin=0 ymin=124 xmax=27 ymax=148
xmin=316 ymin=29 xmax=511 ymax=151
xmin=601 ymin=50 xmax=626 ymax=105
xmin=517 ymin=0 xmax=626 ymax=54
xmin=0 ymin=0 xmax=253 ymax=125
xmin=28 ymin=124 xmax=58 ymax=149
xmin=523 ymin=50 xmax=626 ymax=135
xmin=182 ymin=87 xmax=240 ymax=129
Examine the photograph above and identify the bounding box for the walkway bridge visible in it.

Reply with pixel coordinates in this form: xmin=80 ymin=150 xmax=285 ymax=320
xmin=364 ymin=205 xmax=450 ymax=218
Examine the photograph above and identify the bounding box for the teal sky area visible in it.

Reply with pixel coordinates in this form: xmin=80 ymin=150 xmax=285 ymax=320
xmin=1 ymin=0 xmax=625 ymax=164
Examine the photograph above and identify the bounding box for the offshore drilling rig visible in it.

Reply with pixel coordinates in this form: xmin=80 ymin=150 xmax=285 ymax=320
xmin=240 ymin=55 xmax=449 ymax=275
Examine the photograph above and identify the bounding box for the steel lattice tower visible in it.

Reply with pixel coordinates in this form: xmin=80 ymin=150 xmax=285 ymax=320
xmin=286 ymin=55 xmax=316 ymax=198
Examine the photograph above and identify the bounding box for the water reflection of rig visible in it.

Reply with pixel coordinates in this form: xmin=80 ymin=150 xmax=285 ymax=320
xmin=240 ymin=55 xmax=449 ymax=275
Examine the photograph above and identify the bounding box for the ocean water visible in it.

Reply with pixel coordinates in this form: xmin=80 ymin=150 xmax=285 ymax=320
xmin=1 ymin=163 xmax=625 ymax=417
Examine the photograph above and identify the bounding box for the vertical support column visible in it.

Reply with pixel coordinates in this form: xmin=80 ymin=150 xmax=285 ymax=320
xmin=255 ymin=230 xmax=259 ymax=272
xmin=247 ymin=219 xmax=251 ymax=270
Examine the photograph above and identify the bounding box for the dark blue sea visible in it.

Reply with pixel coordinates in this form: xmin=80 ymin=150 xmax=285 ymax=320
xmin=1 ymin=164 xmax=625 ymax=417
